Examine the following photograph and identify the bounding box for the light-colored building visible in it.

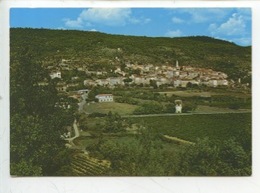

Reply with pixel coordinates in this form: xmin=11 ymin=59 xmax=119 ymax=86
xmin=208 ymin=80 xmax=218 ymax=87
xmin=156 ymin=77 xmax=170 ymax=87
xmin=84 ymin=79 xmax=96 ymax=86
xmin=217 ymin=79 xmax=229 ymax=86
xmin=96 ymin=79 xmax=109 ymax=86
xmin=166 ymin=71 xmax=174 ymax=79
xmin=95 ymin=94 xmax=114 ymax=102
xmin=173 ymin=79 xmax=182 ymax=87
xmin=175 ymin=100 xmax=182 ymax=113
xmin=50 ymin=71 xmax=61 ymax=79
xmin=108 ymin=77 xmax=124 ymax=86
xmin=131 ymin=75 xmax=150 ymax=85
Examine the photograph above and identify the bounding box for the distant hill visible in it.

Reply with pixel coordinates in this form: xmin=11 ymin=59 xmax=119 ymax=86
xmin=10 ymin=28 xmax=251 ymax=80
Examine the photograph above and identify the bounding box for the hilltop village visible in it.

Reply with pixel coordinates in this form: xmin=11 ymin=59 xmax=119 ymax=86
xmin=48 ymin=60 xmax=231 ymax=93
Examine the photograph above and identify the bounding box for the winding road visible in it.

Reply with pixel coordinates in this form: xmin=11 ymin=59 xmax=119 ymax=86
xmin=64 ymin=119 xmax=80 ymax=147
xmin=122 ymin=110 xmax=251 ymax=118
xmin=64 ymin=119 xmax=89 ymax=154
xmin=78 ymin=93 xmax=88 ymax=112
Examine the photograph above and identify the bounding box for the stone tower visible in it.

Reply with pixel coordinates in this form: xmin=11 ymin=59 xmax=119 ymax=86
xmin=175 ymin=100 xmax=182 ymax=113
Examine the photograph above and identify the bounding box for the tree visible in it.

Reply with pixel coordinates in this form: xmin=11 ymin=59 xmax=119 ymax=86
xmin=164 ymin=103 xmax=176 ymax=113
xmin=10 ymin=48 xmax=57 ymax=116
xmin=98 ymin=125 xmax=178 ymax=176
xmin=133 ymin=102 xmax=163 ymax=115
xmin=182 ymin=101 xmax=197 ymax=113
xmin=10 ymin=110 xmax=73 ymax=176
xmin=10 ymin=48 xmax=74 ymax=176
xmin=103 ymin=112 xmax=125 ymax=133
xmin=149 ymin=79 xmax=158 ymax=89
xmin=176 ymin=138 xmax=251 ymax=176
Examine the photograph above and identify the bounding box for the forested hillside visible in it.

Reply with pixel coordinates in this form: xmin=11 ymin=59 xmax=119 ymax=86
xmin=10 ymin=28 xmax=251 ymax=80
xmin=10 ymin=49 xmax=76 ymax=176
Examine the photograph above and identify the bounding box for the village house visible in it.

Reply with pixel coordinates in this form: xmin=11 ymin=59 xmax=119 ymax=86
xmin=66 ymin=83 xmax=80 ymax=90
xmin=165 ymin=71 xmax=174 ymax=79
xmin=218 ymin=72 xmax=228 ymax=79
xmin=156 ymin=77 xmax=171 ymax=87
xmin=114 ymin=67 xmax=121 ymax=74
xmin=130 ymin=75 xmax=151 ymax=85
xmin=179 ymin=71 xmax=189 ymax=79
xmin=56 ymin=82 xmax=67 ymax=92
xmin=50 ymin=71 xmax=61 ymax=79
xmin=96 ymin=79 xmax=109 ymax=86
xmin=107 ymin=77 xmax=125 ymax=87
xmin=77 ymin=89 xmax=89 ymax=94
xmin=217 ymin=79 xmax=229 ymax=86
xmin=96 ymin=71 xmax=103 ymax=76
xmin=84 ymin=79 xmax=96 ymax=87
xmin=95 ymin=94 xmax=114 ymax=102
xmin=143 ymin=64 xmax=154 ymax=73
xmin=173 ymin=70 xmax=180 ymax=76
xmin=208 ymin=80 xmax=218 ymax=87
xmin=181 ymin=66 xmax=194 ymax=71
xmin=173 ymin=79 xmax=181 ymax=87
xmin=186 ymin=72 xmax=199 ymax=79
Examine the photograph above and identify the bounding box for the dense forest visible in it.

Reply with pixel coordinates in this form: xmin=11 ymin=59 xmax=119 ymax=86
xmin=10 ymin=28 xmax=251 ymax=80
xmin=10 ymin=49 xmax=75 ymax=176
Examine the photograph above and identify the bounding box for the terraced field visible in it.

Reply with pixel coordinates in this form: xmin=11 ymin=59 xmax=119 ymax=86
xmin=71 ymin=153 xmax=111 ymax=176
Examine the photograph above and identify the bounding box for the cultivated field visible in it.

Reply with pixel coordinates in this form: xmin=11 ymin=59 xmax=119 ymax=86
xmin=77 ymin=112 xmax=251 ymax=149
xmin=128 ymin=113 xmax=251 ymax=143
xmin=75 ymin=111 xmax=251 ymax=176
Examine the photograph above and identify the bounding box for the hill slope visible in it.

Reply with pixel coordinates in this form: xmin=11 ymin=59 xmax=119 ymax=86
xmin=10 ymin=28 xmax=251 ymax=79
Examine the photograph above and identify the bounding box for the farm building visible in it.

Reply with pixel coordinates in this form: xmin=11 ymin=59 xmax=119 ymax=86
xmin=95 ymin=94 xmax=114 ymax=103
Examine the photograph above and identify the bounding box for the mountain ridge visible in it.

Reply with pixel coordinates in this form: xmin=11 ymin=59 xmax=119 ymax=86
xmin=10 ymin=28 xmax=251 ymax=80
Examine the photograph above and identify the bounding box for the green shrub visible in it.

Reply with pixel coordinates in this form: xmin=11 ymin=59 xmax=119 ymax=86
xmin=88 ymin=112 xmax=107 ymax=117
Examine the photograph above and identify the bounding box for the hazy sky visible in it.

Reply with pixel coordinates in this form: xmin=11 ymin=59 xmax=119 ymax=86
xmin=10 ymin=8 xmax=252 ymax=46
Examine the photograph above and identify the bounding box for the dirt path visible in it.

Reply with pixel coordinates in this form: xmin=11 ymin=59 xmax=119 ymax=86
xmin=64 ymin=120 xmax=80 ymax=145
xmin=78 ymin=93 xmax=87 ymax=112
xmin=64 ymin=119 xmax=89 ymax=154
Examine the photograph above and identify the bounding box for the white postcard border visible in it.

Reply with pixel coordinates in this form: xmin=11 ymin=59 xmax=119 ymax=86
xmin=1 ymin=1 xmax=259 ymax=193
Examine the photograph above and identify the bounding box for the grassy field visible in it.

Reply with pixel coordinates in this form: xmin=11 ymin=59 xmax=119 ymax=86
xmin=83 ymin=102 xmax=137 ymax=115
xmin=128 ymin=113 xmax=251 ymax=143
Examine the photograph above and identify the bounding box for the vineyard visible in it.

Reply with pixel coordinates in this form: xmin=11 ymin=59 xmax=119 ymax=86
xmin=71 ymin=153 xmax=111 ymax=176
xmin=128 ymin=113 xmax=251 ymax=143
xmin=70 ymin=112 xmax=251 ymax=176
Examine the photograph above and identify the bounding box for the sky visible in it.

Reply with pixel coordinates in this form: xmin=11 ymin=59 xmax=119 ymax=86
xmin=10 ymin=8 xmax=252 ymax=46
